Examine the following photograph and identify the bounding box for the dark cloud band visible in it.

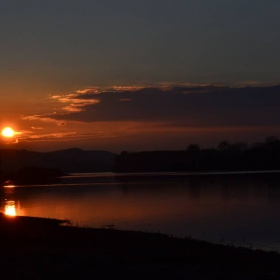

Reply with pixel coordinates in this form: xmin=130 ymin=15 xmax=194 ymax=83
xmin=27 ymin=85 xmax=280 ymax=127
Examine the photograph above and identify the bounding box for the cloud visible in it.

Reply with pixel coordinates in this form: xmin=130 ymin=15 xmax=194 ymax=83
xmin=58 ymin=122 xmax=66 ymax=126
xmin=76 ymin=88 xmax=100 ymax=94
xmin=18 ymin=130 xmax=134 ymax=143
xmin=119 ymin=98 xmax=131 ymax=102
xmin=51 ymin=93 xmax=100 ymax=112
xmin=24 ymin=85 xmax=280 ymax=127
xmin=21 ymin=132 xmax=77 ymax=141
xmin=23 ymin=115 xmax=55 ymax=122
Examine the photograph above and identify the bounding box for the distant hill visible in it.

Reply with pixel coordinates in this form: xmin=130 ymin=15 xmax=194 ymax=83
xmin=0 ymin=148 xmax=116 ymax=173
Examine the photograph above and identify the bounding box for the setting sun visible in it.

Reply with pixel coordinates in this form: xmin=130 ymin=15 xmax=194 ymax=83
xmin=1 ymin=127 xmax=15 ymax=138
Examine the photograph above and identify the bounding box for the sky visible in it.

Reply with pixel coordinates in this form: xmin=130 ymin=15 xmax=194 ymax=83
xmin=0 ymin=0 xmax=280 ymax=152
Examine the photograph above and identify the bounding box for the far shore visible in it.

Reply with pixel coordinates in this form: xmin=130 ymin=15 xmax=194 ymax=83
xmin=0 ymin=213 xmax=279 ymax=279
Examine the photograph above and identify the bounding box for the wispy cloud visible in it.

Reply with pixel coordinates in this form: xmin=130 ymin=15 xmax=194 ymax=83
xmin=51 ymin=92 xmax=100 ymax=113
xmin=18 ymin=130 xmax=135 ymax=143
xmin=23 ymin=114 xmax=58 ymax=123
xmin=21 ymin=132 xmax=77 ymax=141
xmin=76 ymin=88 xmax=100 ymax=94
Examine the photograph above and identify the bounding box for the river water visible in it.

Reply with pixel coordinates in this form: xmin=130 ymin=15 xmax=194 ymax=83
xmin=1 ymin=171 xmax=280 ymax=252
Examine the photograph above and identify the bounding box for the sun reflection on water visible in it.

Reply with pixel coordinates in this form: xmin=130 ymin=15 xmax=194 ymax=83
xmin=2 ymin=184 xmax=21 ymax=217
xmin=4 ymin=185 xmax=16 ymax=188
xmin=5 ymin=202 xmax=16 ymax=216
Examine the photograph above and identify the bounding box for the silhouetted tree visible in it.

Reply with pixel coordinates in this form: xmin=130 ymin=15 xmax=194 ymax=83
xmin=265 ymin=136 xmax=278 ymax=144
xmin=251 ymin=142 xmax=264 ymax=149
xmin=186 ymin=144 xmax=201 ymax=153
xmin=229 ymin=142 xmax=248 ymax=152
xmin=218 ymin=141 xmax=230 ymax=151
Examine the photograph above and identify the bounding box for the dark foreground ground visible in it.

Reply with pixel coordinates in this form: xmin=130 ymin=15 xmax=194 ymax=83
xmin=0 ymin=213 xmax=280 ymax=280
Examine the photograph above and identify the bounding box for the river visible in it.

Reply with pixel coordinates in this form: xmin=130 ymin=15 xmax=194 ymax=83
xmin=1 ymin=171 xmax=280 ymax=252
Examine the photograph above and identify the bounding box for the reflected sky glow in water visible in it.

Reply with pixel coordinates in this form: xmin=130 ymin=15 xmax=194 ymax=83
xmin=1 ymin=172 xmax=280 ymax=252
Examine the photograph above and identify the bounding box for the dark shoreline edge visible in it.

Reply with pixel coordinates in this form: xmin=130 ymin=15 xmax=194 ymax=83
xmin=0 ymin=214 xmax=280 ymax=279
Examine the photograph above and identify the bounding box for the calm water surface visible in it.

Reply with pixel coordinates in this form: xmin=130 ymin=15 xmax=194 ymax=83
xmin=1 ymin=172 xmax=280 ymax=252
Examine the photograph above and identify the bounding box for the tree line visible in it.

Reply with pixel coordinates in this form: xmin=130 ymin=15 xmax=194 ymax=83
xmin=114 ymin=136 xmax=280 ymax=173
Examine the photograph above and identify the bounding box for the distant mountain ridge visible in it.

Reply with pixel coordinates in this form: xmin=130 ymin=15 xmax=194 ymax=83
xmin=0 ymin=148 xmax=116 ymax=173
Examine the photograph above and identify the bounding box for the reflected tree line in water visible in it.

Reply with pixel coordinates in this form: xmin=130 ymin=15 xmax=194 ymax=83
xmin=114 ymin=136 xmax=280 ymax=173
xmin=0 ymin=166 xmax=66 ymax=185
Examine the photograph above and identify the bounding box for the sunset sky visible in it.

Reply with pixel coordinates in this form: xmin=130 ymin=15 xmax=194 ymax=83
xmin=1 ymin=0 xmax=280 ymax=152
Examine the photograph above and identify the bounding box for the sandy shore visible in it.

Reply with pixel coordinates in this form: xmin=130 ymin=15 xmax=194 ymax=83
xmin=0 ymin=213 xmax=279 ymax=279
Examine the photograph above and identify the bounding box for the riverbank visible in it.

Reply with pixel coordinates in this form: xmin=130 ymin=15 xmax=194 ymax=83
xmin=0 ymin=213 xmax=279 ymax=279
